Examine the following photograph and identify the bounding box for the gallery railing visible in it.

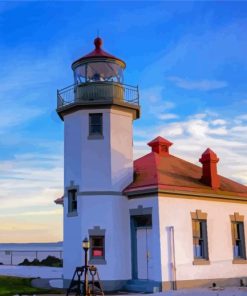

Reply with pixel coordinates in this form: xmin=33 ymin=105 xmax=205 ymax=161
xmin=57 ymin=82 xmax=139 ymax=109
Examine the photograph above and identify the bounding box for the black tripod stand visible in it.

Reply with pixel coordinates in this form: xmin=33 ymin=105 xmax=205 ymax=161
xmin=66 ymin=237 xmax=104 ymax=296
xmin=66 ymin=265 xmax=104 ymax=296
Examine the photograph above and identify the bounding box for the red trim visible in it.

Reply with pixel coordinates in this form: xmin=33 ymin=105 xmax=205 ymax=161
xmin=71 ymin=37 xmax=125 ymax=68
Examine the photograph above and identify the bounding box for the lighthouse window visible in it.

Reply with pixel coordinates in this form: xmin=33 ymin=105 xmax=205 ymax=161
xmin=68 ymin=189 xmax=77 ymax=213
xmin=232 ymin=222 xmax=246 ymax=260
xmin=191 ymin=210 xmax=209 ymax=264
xmin=192 ymin=219 xmax=209 ymax=261
xmin=230 ymin=213 xmax=246 ymax=263
xmin=89 ymin=113 xmax=103 ymax=136
xmin=90 ymin=236 xmax=105 ymax=259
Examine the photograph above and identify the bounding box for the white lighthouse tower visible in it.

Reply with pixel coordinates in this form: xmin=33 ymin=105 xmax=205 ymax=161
xmin=57 ymin=37 xmax=140 ymax=290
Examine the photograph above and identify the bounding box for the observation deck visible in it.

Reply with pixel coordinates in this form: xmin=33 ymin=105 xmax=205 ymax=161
xmin=57 ymin=81 xmax=140 ymax=120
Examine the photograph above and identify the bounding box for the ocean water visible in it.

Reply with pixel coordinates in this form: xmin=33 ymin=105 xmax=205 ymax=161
xmin=0 ymin=242 xmax=63 ymax=265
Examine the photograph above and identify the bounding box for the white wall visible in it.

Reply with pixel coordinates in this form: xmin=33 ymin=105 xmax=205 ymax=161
xmin=63 ymin=194 xmax=131 ymax=281
xmin=158 ymin=195 xmax=247 ymax=282
xmin=110 ymin=109 xmax=133 ymax=190
xmin=64 ymin=108 xmax=133 ymax=191
xmin=63 ymin=197 xmax=83 ymax=280
xmin=63 ymin=107 xmax=134 ymax=281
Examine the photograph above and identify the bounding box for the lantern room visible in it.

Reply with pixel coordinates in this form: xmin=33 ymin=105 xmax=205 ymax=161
xmin=56 ymin=37 xmax=140 ymax=120
xmin=72 ymin=37 xmax=125 ymax=84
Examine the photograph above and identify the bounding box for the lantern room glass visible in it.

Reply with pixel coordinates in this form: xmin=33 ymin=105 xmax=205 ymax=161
xmin=74 ymin=61 xmax=124 ymax=84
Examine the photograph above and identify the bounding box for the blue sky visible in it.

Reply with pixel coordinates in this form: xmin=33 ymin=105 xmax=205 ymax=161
xmin=0 ymin=1 xmax=247 ymax=242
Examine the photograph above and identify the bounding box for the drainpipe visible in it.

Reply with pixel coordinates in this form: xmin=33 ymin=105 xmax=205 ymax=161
xmin=169 ymin=226 xmax=177 ymax=290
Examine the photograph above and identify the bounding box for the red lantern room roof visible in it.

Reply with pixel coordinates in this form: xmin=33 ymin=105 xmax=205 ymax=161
xmin=71 ymin=37 xmax=126 ymax=70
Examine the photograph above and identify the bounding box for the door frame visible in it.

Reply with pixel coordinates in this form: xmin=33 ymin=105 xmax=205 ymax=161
xmin=129 ymin=207 xmax=152 ymax=280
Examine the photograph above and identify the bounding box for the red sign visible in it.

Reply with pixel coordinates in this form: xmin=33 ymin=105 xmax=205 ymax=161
xmin=93 ymin=249 xmax=103 ymax=257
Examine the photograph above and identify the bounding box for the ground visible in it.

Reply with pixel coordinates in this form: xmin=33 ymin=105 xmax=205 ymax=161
xmin=0 ymin=276 xmax=63 ymax=296
xmin=37 ymin=289 xmax=247 ymax=296
xmin=0 ymin=266 xmax=246 ymax=295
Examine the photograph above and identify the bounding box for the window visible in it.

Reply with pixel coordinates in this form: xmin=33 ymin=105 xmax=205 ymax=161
xmin=230 ymin=213 xmax=246 ymax=261
xmin=191 ymin=210 xmax=209 ymax=264
xmin=192 ymin=219 xmax=208 ymax=259
xmin=89 ymin=113 xmax=103 ymax=136
xmin=68 ymin=189 xmax=77 ymax=213
xmin=88 ymin=227 xmax=106 ymax=264
xmin=90 ymin=236 xmax=105 ymax=260
xmin=232 ymin=222 xmax=246 ymax=259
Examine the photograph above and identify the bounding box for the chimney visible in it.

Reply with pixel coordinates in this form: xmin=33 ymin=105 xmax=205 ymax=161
xmin=199 ymin=148 xmax=220 ymax=189
xmin=148 ymin=136 xmax=173 ymax=156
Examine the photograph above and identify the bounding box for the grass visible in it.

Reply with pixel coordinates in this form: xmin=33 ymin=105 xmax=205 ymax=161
xmin=0 ymin=276 xmax=64 ymax=296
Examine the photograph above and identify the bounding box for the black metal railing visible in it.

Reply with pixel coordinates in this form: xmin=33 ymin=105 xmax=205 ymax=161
xmin=57 ymin=82 xmax=139 ymax=109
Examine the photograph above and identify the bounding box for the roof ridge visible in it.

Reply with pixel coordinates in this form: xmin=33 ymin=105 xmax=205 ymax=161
xmin=153 ymin=152 xmax=160 ymax=185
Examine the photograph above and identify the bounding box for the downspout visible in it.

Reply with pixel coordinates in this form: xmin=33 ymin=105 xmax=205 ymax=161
xmin=170 ymin=226 xmax=177 ymax=290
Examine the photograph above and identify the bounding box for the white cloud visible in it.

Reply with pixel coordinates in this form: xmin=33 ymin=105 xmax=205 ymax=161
xmin=0 ymin=209 xmax=62 ymax=218
xmin=236 ymin=114 xmax=247 ymax=121
xmin=0 ymin=143 xmax=64 ymax=242
xmin=141 ymin=86 xmax=165 ymax=104
xmin=231 ymin=126 xmax=247 ymax=132
xmin=158 ymin=113 xmax=178 ymax=120
xmin=0 ymin=146 xmax=63 ymax=210
xmin=140 ymin=19 xmax=247 ymax=92
xmin=0 ymin=108 xmax=45 ymax=133
xmin=211 ymin=119 xmax=227 ymax=126
xmin=167 ymin=76 xmax=227 ymax=91
xmin=141 ymin=86 xmax=177 ymax=120
xmin=0 ymin=215 xmax=62 ymax=243
xmin=0 ymin=41 xmax=71 ymax=135
xmin=190 ymin=113 xmax=207 ymax=119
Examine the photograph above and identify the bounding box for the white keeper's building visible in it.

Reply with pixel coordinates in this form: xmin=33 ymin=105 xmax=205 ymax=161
xmin=55 ymin=37 xmax=247 ymax=292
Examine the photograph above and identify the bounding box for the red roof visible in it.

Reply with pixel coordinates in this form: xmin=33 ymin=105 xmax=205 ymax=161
xmin=72 ymin=37 xmax=126 ymax=69
xmin=124 ymin=139 xmax=247 ymax=199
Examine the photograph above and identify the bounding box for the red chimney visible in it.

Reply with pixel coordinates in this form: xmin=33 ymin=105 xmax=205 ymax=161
xmin=148 ymin=136 xmax=173 ymax=156
xmin=199 ymin=148 xmax=220 ymax=189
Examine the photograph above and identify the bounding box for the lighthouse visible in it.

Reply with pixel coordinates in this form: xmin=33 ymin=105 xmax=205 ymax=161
xmin=57 ymin=37 xmax=140 ymax=290
xmin=56 ymin=37 xmax=247 ymax=292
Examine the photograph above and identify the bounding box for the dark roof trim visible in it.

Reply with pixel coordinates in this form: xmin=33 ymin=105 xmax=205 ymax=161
xmin=124 ymin=187 xmax=247 ymax=202
xmin=57 ymin=101 xmax=140 ymax=120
